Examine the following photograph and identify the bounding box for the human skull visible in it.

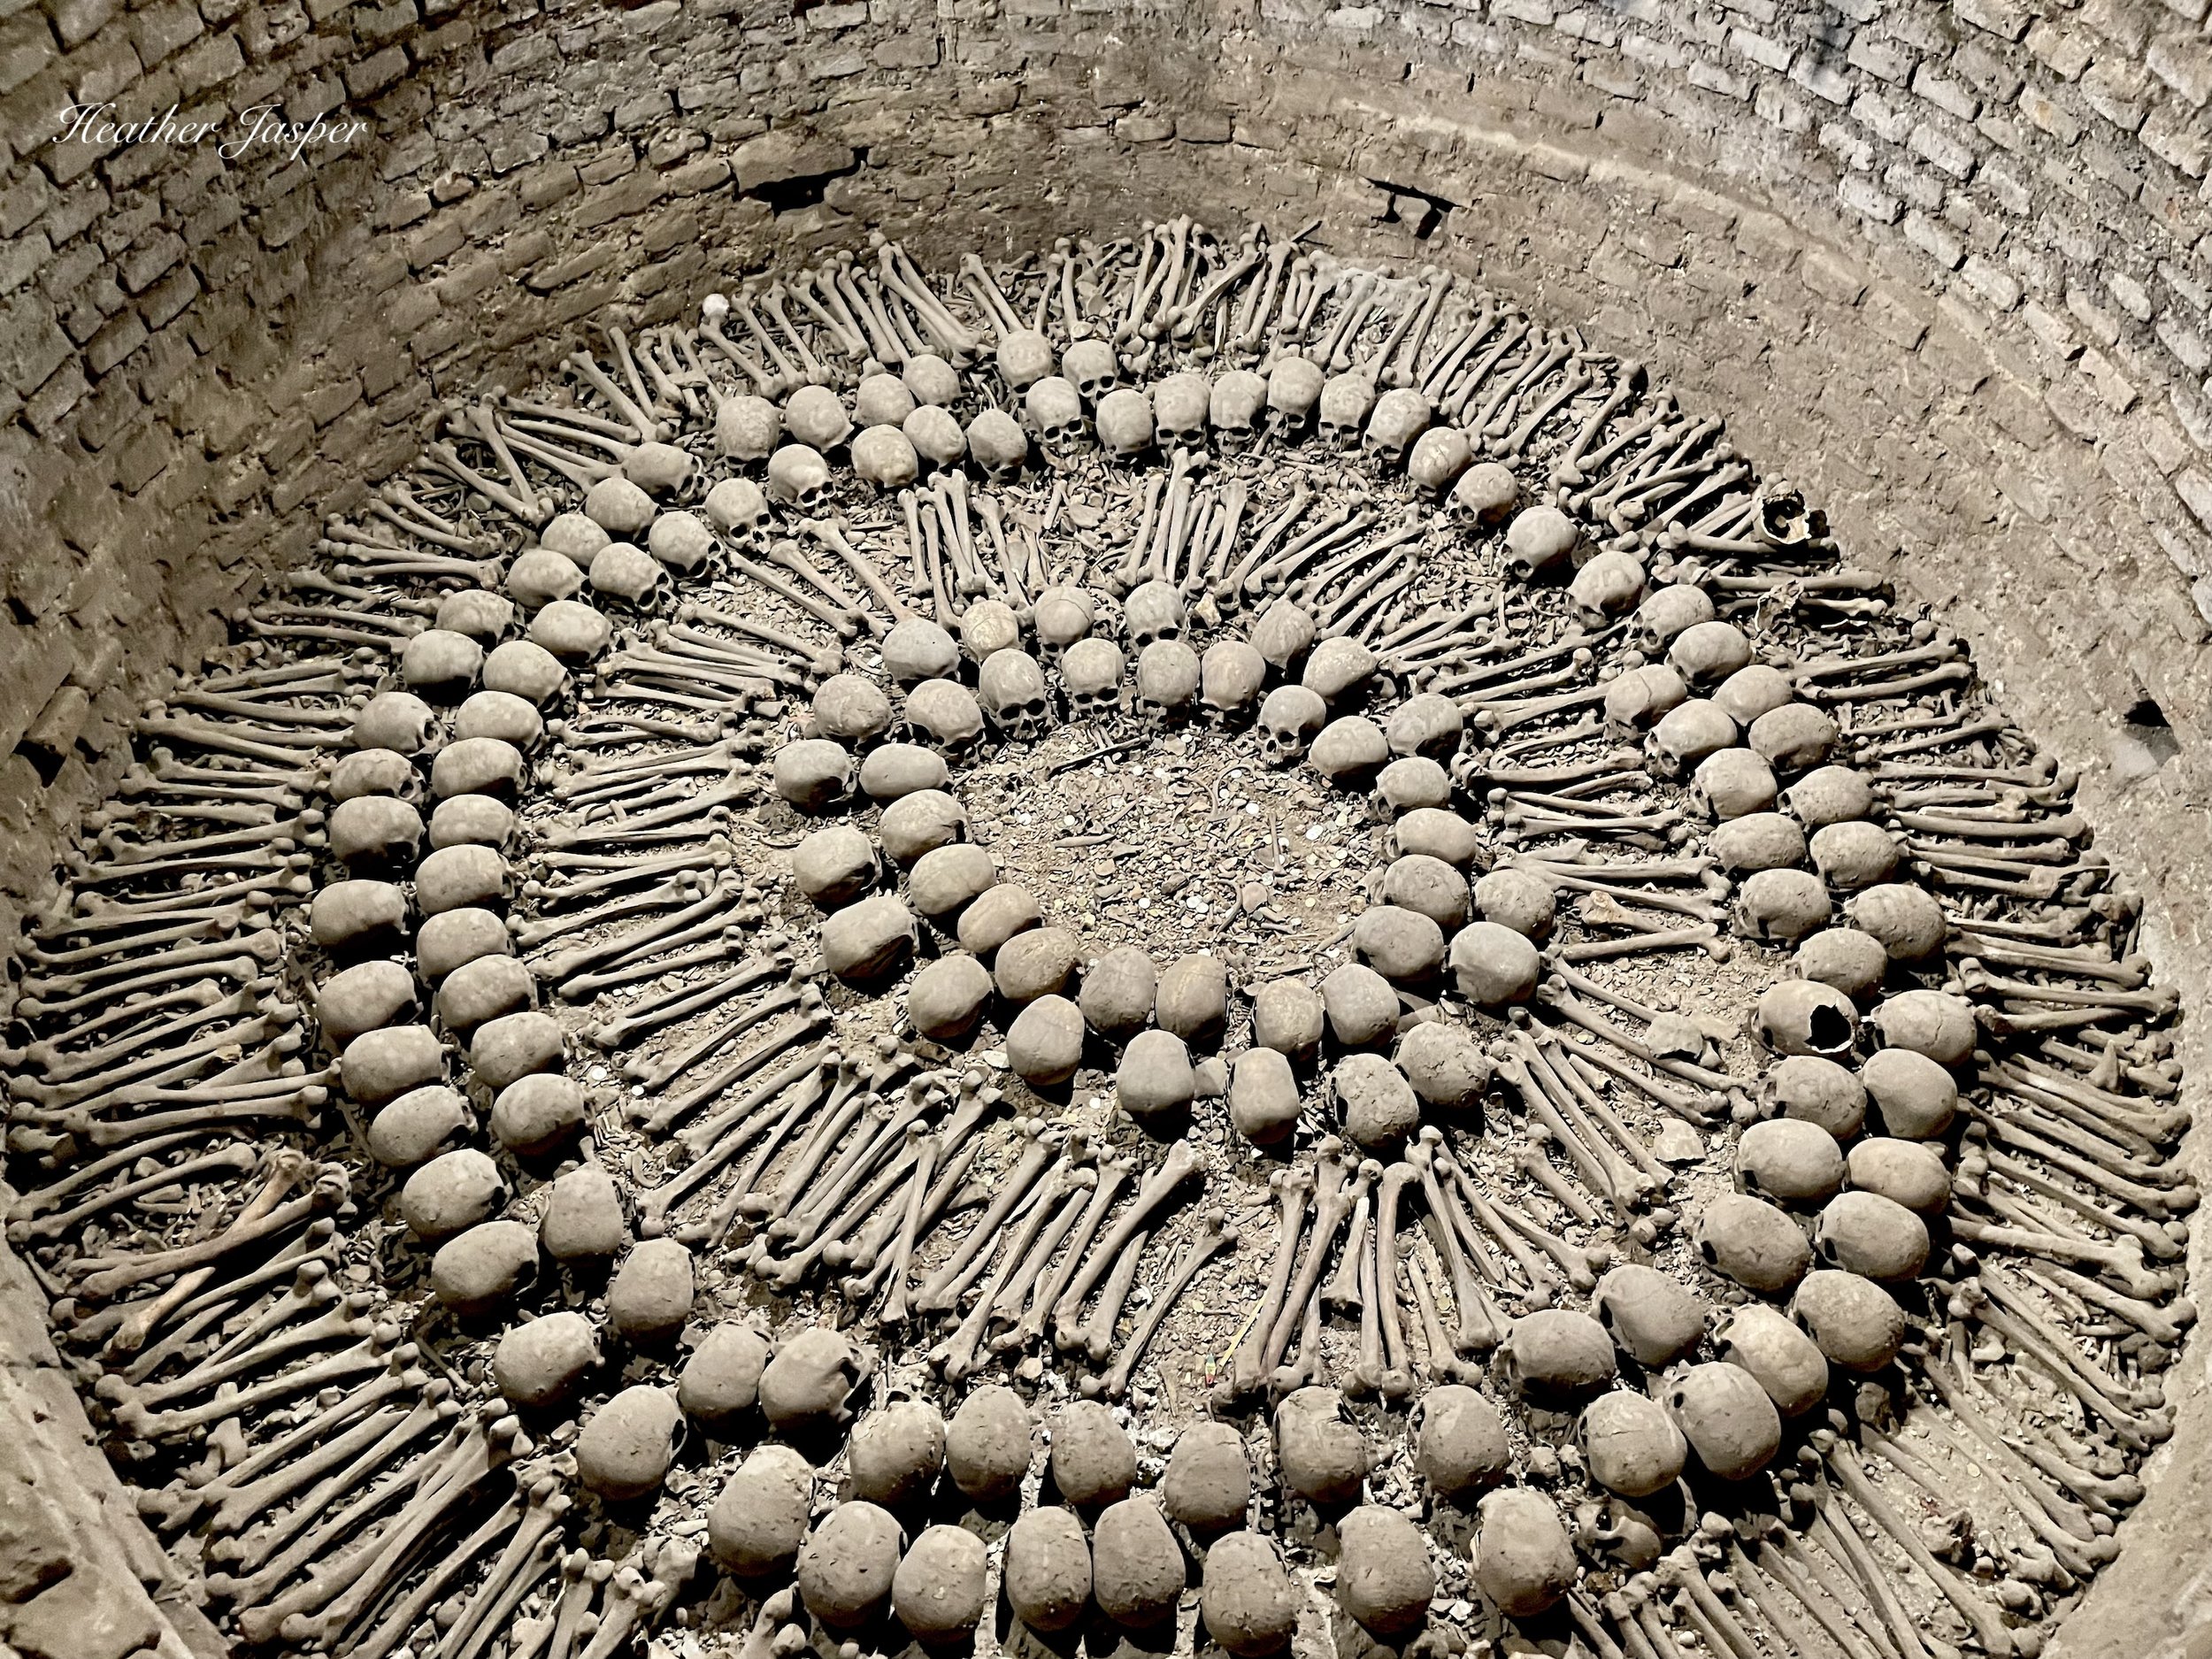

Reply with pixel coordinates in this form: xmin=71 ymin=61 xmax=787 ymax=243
xmin=1634 ymin=583 xmax=1717 ymax=654
xmin=766 ymin=444 xmax=831 ymax=509
xmin=850 ymin=426 xmax=920 ymax=492
xmin=1259 ymin=685 xmax=1327 ymax=766
xmin=1408 ymin=426 xmax=1471 ymax=496
xmin=1153 ymin=371 xmax=1210 ymax=451
xmin=1757 ymin=481 xmax=1829 ymax=549
xmin=1386 ymin=692 xmax=1463 ymax=761
xmin=785 ymin=384 xmax=853 ymax=451
xmin=1025 ymin=376 xmax=1090 ymax=461
xmin=1504 ymin=505 xmax=1578 ymax=581
xmin=1124 ymin=580 xmax=1186 ymax=649
xmin=704 ymin=477 xmax=769 ymax=547
xmin=1567 ymin=549 xmax=1647 ymax=628
xmin=773 ymin=738 xmax=856 ymax=813
xmin=1646 ymin=699 xmax=1738 ymax=778
xmin=588 ymin=541 xmax=672 ymax=611
xmin=1210 ymin=370 xmax=1268 ymax=449
xmin=904 ymin=354 xmax=961 ymax=408
xmin=1135 ymin=640 xmax=1201 ymax=726
xmin=882 ymin=618 xmax=960 ymax=684
xmin=1095 ymin=388 xmax=1156 ymax=462
xmin=1061 ymin=637 xmax=1126 ymax=720
xmin=854 ymin=373 xmax=916 ymax=429
xmin=966 ymin=410 xmax=1029 ymax=485
xmin=647 ymin=510 xmax=714 ymax=573
xmin=906 ymin=405 xmax=968 ymax=469
xmin=979 ymin=650 xmax=1052 ymax=743
xmin=959 ymin=599 xmax=1022 ymax=664
xmin=998 ymin=328 xmax=1056 ymax=392
xmin=1690 ymin=747 xmax=1779 ymax=821
xmin=716 ymin=394 xmax=782 ymax=462
xmin=1032 ymin=586 xmax=1095 ymax=665
xmin=1200 ymin=640 xmax=1267 ymax=727
xmin=1062 ymin=339 xmax=1120 ymax=404
xmin=1450 ymin=461 xmax=1518 ymax=527
xmin=903 ymin=678 xmax=987 ymax=757
xmin=1265 ymin=356 xmax=1325 ymax=438
xmin=1317 ymin=373 xmax=1379 ymax=449
xmin=1363 ymin=387 xmax=1432 ymax=468
xmin=1667 ymin=620 xmax=1754 ymax=686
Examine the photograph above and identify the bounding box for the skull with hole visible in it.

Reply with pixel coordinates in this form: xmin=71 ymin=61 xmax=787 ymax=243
xmin=851 ymin=426 xmax=920 ymax=493
xmin=998 ymin=329 xmax=1056 ymax=393
xmin=1568 ymin=549 xmax=1647 ymax=629
xmin=1633 ymin=583 xmax=1716 ymax=655
xmin=1210 ymin=370 xmax=1268 ymax=450
xmin=1025 ymin=377 xmax=1090 ymax=462
xmin=1755 ymin=979 xmax=1859 ymax=1058
xmin=1647 ymin=699 xmax=1738 ymax=779
xmin=966 ymin=411 xmax=1029 ymax=485
xmin=1032 ymin=586 xmax=1095 ymax=666
xmin=979 ymin=649 xmax=1053 ymax=744
xmin=1363 ymin=388 xmax=1432 ymax=470
xmin=704 ymin=477 xmax=769 ymax=550
xmin=1063 ymin=339 xmax=1120 ymax=405
xmin=1135 ymin=640 xmax=1201 ymax=726
xmin=1153 ymin=372 xmax=1211 ymax=451
xmin=1095 ymin=388 xmax=1156 ymax=463
xmin=1260 ymin=686 xmax=1327 ymax=767
xmin=1124 ymin=580 xmax=1187 ymax=650
xmin=785 ymin=385 xmax=853 ymax=451
xmin=1317 ymin=373 xmax=1379 ymax=450
xmin=589 ymin=542 xmax=672 ymax=611
xmin=904 ymin=678 xmax=987 ymax=760
xmin=767 ymin=444 xmax=832 ymax=510
xmin=1408 ymin=426 xmax=1471 ymax=497
xmin=1265 ymin=357 xmax=1325 ymax=441
xmin=906 ymin=405 xmax=968 ymax=469
xmin=1201 ymin=641 xmax=1267 ymax=728
xmin=1451 ymin=461 xmax=1519 ymax=528
xmin=1061 ymin=637 xmax=1126 ymax=721
xmin=1757 ymin=481 xmax=1828 ymax=549
xmin=716 ymin=394 xmax=782 ymax=462
xmin=855 ymin=373 xmax=916 ymax=430
xmin=1504 ymin=506 xmax=1578 ymax=582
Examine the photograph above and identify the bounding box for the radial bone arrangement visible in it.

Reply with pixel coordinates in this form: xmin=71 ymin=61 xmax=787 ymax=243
xmin=6 ymin=220 xmax=2189 ymax=1659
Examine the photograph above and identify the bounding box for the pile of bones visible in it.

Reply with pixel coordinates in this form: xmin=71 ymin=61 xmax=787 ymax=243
xmin=1 ymin=219 xmax=2192 ymax=1659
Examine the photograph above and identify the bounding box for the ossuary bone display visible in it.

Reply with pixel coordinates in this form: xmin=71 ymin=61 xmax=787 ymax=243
xmin=1 ymin=221 xmax=2191 ymax=1659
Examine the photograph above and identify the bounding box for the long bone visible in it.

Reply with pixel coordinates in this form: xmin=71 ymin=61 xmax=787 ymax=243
xmin=68 ymin=1150 xmax=321 ymax=1299
xmin=535 ymin=879 xmax=748 ymax=987
xmin=1657 ymin=1546 xmax=1768 ymax=1659
xmin=640 ymin=1002 xmax=834 ymax=1145
xmin=935 ymin=1171 xmax=1073 ymax=1382
xmin=6 ymin=1141 xmax=261 ymax=1244
xmin=26 ymin=982 xmax=273 ymax=1085
xmin=1817 ymin=1435 xmax=2016 ymax=1655
xmin=577 ymin=1540 xmax=698 ymax=1659
xmin=767 ymin=1065 xmax=932 ymax=1247
xmin=664 ymin=1033 xmax=834 ymax=1152
xmin=725 ymin=1050 xmax=871 ymax=1224
xmin=1000 ymin=1154 xmax=1133 ymax=1354
xmin=698 ymin=313 xmax=780 ymax=394
xmin=1225 ymin=1169 xmax=1310 ymax=1401
xmin=1051 ymin=1139 xmax=1204 ymax=1353
xmin=117 ymin=1323 xmax=397 ymax=1445
xmin=114 ymin=1221 xmax=339 ymax=1378
xmin=1406 ymin=1135 xmax=1504 ymax=1351
xmin=828 ymin=263 xmax=902 ymax=364
xmin=1757 ymin=1532 xmax=1899 ymax=1659
xmin=1324 ymin=1177 xmax=1372 ymax=1319
xmin=248 ymin=1410 xmax=529 ymax=1647
xmin=207 ymin=1383 xmax=460 ymax=1592
xmin=1469 ymin=334 xmax=1572 ymax=437
xmin=1867 ymin=1416 xmax=2105 ymax=1577
xmin=914 ymin=1121 xmax=1057 ymax=1314
xmin=873 ymin=1127 xmax=941 ymax=1326
xmin=1955 ymin=1279 xmax=2170 ymax=1445
xmin=443 ymin=1487 xmax=572 ymax=1659
xmin=1440 ymin=1156 xmax=1561 ymax=1304
xmin=1804 ymin=1491 xmax=1948 ymax=1659
xmin=342 ymin=1482 xmax=532 ymax=1659
xmin=1948 ymin=1214 xmax=2172 ymax=1302
xmin=676 ymin=1064 xmax=855 ymax=1249
xmin=840 ymin=1133 xmax=992 ymax=1303
xmin=1262 ymin=1147 xmax=1363 ymax=1391
xmin=1439 ymin=319 xmax=1535 ymax=418
xmin=1417 ymin=303 xmax=1502 ymax=401
xmin=1089 ymin=1210 xmax=1236 ymax=1400
xmin=1077 ymin=1221 xmax=1153 ymax=1363
xmin=189 ymin=1362 xmax=438 ymax=1538
xmin=1979 ymin=1138 xmax=2188 ymax=1245
xmin=111 ymin=1284 xmax=378 ymax=1414
xmin=1493 ymin=1047 xmax=1630 ymax=1214
xmin=1402 ymin=1247 xmax=1478 ymax=1386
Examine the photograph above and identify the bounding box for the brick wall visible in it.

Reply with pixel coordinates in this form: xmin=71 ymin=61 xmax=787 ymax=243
xmin=0 ymin=0 xmax=2207 ymax=1648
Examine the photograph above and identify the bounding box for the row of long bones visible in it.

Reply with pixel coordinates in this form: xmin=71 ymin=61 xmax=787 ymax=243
xmin=0 ymin=221 xmax=2186 ymax=1659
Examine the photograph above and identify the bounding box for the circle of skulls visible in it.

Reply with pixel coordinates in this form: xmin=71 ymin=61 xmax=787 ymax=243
xmin=5 ymin=220 xmax=2193 ymax=1659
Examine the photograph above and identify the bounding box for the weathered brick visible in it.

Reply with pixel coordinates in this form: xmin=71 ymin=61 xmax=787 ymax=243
xmin=83 ymin=307 xmax=144 ymax=373
xmin=1838 ymin=173 xmax=1901 ymax=222
xmin=2148 ymin=32 xmax=2212 ymax=106
xmin=128 ymin=0 xmax=202 ymax=65
xmin=21 ymin=357 xmax=87 ymax=436
xmin=1908 ymin=119 xmax=1977 ymax=176
xmin=343 ymin=43 xmax=406 ymax=98
xmin=1959 ymin=253 xmax=2022 ymax=310
xmin=0 ymin=288 xmax=70 ymax=393
xmin=45 ymin=0 xmax=114 ymax=50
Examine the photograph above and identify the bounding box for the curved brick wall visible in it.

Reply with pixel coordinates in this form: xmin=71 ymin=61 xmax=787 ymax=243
xmin=1 ymin=0 xmax=2208 ymax=1650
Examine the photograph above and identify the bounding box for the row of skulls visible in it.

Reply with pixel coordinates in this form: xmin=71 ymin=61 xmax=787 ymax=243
xmin=705 ymin=319 xmax=1495 ymax=503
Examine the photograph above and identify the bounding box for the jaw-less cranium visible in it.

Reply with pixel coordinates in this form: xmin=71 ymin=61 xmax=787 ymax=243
xmin=978 ymin=649 xmax=1053 ymax=743
xmin=1059 ymin=635 xmax=1126 ymax=721
xmin=1025 ymin=376 xmax=1090 ymax=462
xmin=1062 ymin=338 xmax=1121 ymax=404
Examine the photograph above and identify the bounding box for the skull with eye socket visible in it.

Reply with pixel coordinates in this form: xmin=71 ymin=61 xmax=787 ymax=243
xmin=1152 ymin=371 xmax=1211 ymax=452
xmin=1123 ymin=580 xmax=1186 ymax=651
xmin=1317 ymin=373 xmax=1379 ymax=450
xmin=1031 ymin=586 xmax=1095 ymax=667
xmin=1024 ymin=377 xmax=1090 ymax=463
xmin=588 ymin=541 xmax=673 ymax=612
xmin=1060 ymin=637 xmax=1125 ymax=722
xmin=1200 ymin=640 xmax=1267 ymax=729
xmin=978 ymin=649 xmax=1053 ymax=744
xmin=1134 ymin=640 xmax=1201 ymax=727
xmin=1265 ymin=357 xmax=1325 ymax=442
xmin=1210 ymin=370 xmax=1268 ymax=452
xmin=1062 ymin=339 xmax=1120 ymax=406
xmin=1259 ymin=685 xmax=1327 ymax=768
xmin=1094 ymin=388 xmax=1156 ymax=464
xmin=1756 ymin=480 xmax=1828 ymax=549
xmin=965 ymin=411 xmax=1030 ymax=487
xmin=1363 ymin=388 xmax=1432 ymax=471
xmin=766 ymin=444 xmax=832 ymax=511
xmin=902 ymin=677 xmax=987 ymax=761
